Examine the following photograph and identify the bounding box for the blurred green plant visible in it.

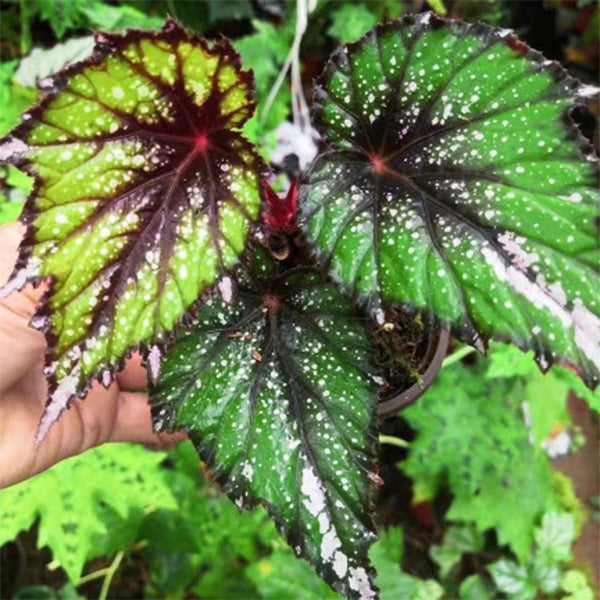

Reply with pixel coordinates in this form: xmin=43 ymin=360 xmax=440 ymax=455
xmin=235 ymin=17 xmax=295 ymax=152
xmin=327 ymin=3 xmax=379 ymax=44
xmin=0 ymin=443 xmax=176 ymax=583
xmin=401 ymin=348 xmax=562 ymax=561
xmin=488 ymin=511 xmax=593 ymax=600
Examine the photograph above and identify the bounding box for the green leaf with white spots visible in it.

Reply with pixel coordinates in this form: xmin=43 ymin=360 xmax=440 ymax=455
xmin=0 ymin=19 xmax=265 ymax=440
xmin=300 ymin=13 xmax=600 ymax=388
xmin=151 ymin=248 xmax=381 ymax=600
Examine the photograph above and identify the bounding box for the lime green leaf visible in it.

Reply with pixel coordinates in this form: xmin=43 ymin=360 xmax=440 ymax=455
xmin=426 ymin=0 xmax=448 ymax=16
xmin=486 ymin=340 xmax=599 ymax=422
xmin=301 ymin=13 xmax=600 ymax=388
xmin=151 ymin=248 xmax=380 ymax=599
xmin=402 ymin=360 xmax=557 ymax=561
xmin=0 ymin=200 xmax=23 ymax=225
xmin=328 ymin=4 xmax=378 ymax=45
xmin=561 ymin=570 xmax=596 ymax=600
xmin=0 ymin=443 xmax=175 ymax=583
xmin=0 ymin=19 xmax=264 ymax=440
xmin=522 ymin=372 xmax=571 ymax=448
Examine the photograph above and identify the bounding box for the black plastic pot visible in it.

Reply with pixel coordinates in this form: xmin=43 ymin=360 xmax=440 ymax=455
xmin=378 ymin=323 xmax=451 ymax=419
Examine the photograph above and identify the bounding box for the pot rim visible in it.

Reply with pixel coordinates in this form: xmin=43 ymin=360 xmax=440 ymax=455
xmin=377 ymin=323 xmax=451 ymax=419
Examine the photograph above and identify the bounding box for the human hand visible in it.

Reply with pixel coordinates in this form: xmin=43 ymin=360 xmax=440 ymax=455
xmin=0 ymin=222 xmax=186 ymax=488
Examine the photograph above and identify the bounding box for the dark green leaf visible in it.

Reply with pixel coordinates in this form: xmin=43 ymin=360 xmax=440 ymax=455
xmin=139 ymin=510 xmax=204 ymax=598
xmin=300 ymin=13 xmax=600 ymax=387
xmin=140 ymin=442 xmax=277 ymax=599
xmin=208 ymin=0 xmax=255 ymax=24
xmin=430 ymin=524 xmax=484 ymax=578
xmin=151 ymin=248 xmax=381 ymax=599
xmin=0 ymin=20 xmax=264 ymax=440
xmin=15 ymin=586 xmax=58 ymax=600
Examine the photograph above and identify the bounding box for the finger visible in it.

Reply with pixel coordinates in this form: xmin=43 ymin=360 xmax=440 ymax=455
xmin=0 ymin=222 xmax=24 ymax=281
xmin=0 ymin=222 xmax=49 ymax=312
xmin=0 ymin=310 xmax=46 ymax=391
xmin=109 ymin=391 xmax=187 ymax=447
xmin=0 ymin=379 xmax=121 ymax=488
xmin=116 ymin=352 xmax=148 ymax=392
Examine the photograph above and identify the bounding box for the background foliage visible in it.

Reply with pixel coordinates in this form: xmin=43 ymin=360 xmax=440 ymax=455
xmin=0 ymin=0 xmax=598 ymax=599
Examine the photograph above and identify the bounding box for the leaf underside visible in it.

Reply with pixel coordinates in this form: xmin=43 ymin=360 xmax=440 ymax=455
xmin=0 ymin=19 xmax=265 ymax=438
xmin=300 ymin=12 xmax=600 ymax=387
xmin=151 ymin=248 xmax=381 ymax=599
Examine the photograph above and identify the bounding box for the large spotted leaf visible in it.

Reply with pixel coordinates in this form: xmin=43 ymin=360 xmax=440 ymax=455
xmin=151 ymin=249 xmax=380 ymax=599
xmin=300 ymin=13 xmax=600 ymax=387
xmin=0 ymin=19 xmax=265 ymax=439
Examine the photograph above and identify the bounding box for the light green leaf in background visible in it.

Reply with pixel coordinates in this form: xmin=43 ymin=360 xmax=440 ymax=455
xmin=14 ymin=37 xmax=95 ymax=89
xmin=488 ymin=558 xmax=537 ymax=599
xmin=401 ymin=357 xmax=559 ymax=561
xmin=534 ymin=510 xmax=576 ymax=561
xmin=328 ymin=4 xmax=379 ymax=45
xmin=0 ymin=444 xmax=175 ymax=583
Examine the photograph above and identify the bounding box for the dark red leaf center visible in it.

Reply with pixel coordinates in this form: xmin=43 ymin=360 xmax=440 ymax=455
xmin=194 ymin=132 xmax=210 ymax=153
xmin=263 ymin=293 xmax=280 ymax=311
xmin=369 ymin=154 xmax=388 ymax=175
